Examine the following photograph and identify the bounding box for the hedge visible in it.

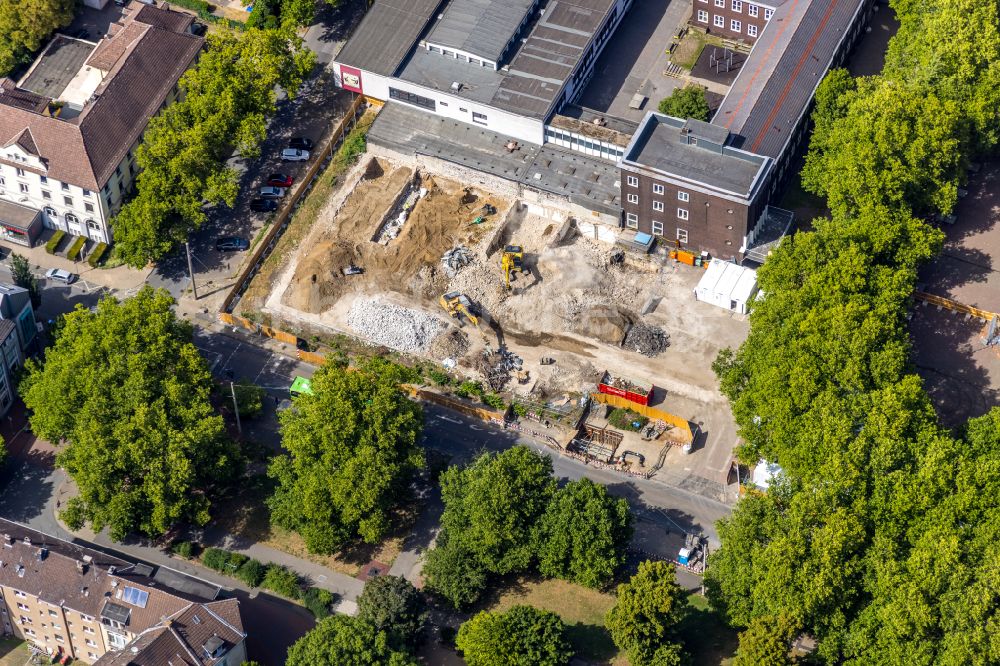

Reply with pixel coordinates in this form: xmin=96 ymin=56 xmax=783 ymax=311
xmin=66 ymin=236 xmax=86 ymax=262
xmin=236 ymin=558 xmax=266 ymax=587
xmin=261 ymin=564 xmax=301 ymax=600
xmin=171 ymin=540 xmax=195 ymax=559
xmin=88 ymin=242 xmax=108 ymax=267
xmin=202 ymin=547 xmax=230 ymax=571
xmin=45 ymin=230 xmax=66 ymax=254
xmin=303 ymin=587 xmax=335 ymax=619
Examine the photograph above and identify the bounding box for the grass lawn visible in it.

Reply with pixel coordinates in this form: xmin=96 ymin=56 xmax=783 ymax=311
xmin=679 ymin=593 xmax=739 ymax=665
xmin=0 ymin=637 xmax=31 ymax=666
xmin=672 ymin=31 xmax=708 ymax=71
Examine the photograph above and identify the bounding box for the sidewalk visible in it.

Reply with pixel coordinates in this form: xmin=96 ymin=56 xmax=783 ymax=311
xmin=0 ymin=237 xmax=151 ymax=294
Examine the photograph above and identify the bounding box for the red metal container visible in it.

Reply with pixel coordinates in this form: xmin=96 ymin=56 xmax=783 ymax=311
xmin=598 ymin=372 xmax=653 ymax=406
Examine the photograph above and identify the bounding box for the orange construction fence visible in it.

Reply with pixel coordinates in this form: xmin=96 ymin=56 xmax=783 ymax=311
xmin=589 ymin=392 xmax=694 ymax=444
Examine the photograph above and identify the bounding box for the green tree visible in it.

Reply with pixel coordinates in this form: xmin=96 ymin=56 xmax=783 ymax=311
xmin=424 ymin=446 xmax=555 ymax=606
xmin=732 ymin=614 xmax=798 ymax=666
xmin=9 ymin=253 xmax=39 ymax=308
xmin=268 ymin=358 xmax=424 ymax=554
xmin=657 ymin=85 xmax=710 ymax=122
xmin=113 ymin=28 xmax=314 ymax=267
xmin=606 ymin=561 xmax=687 ymax=666
xmin=356 ymin=575 xmax=426 ymax=647
xmin=533 ymin=478 xmax=632 ymax=588
xmin=20 ymin=287 xmax=238 ymax=540
xmin=456 ymin=605 xmax=573 ymax=666
xmin=0 ymin=0 xmax=75 ymax=76
xmin=286 ymin=616 xmax=418 ymax=666
xmin=232 ymin=380 xmax=265 ymax=419
xmin=420 ymin=533 xmax=488 ymax=609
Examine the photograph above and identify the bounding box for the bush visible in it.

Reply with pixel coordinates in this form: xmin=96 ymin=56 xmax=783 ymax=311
xmin=428 ymin=369 xmax=452 ymax=386
xmin=511 ymin=403 xmax=528 ymax=418
xmin=66 ymin=236 xmax=86 ymax=262
xmin=45 ymin=230 xmax=66 ymax=254
xmin=201 ymin=547 xmax=230 ymax=572
xmin=482 ymin=393 xmax=505 ymax=411
xmin=456 ymin=381 xmax=485 ymax=400
xmin=87 ymin=242 xmax=108 ymax=268
xmin=171 ymin=540 xmax=195 ymax=559
xmin=303 ymin=587 xmax=335 ymax=619
xmin=235 ymin=558 xmax=266 ymax=587
xmin=261 ymin=564 xmax=301 ymax=599
xmin=227 ymin=552 xmax=248 ymax=571
xmin=60 ymin=497 xmax=86 ymax=531
xmin=608 ymin=408 xmax=648 ymax=432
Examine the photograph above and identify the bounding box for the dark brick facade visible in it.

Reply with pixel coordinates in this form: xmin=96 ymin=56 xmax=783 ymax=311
xmin=691 ymin=0 xmax=772 ymax=43
xmin=620 ymin=168 xmax=762 ymax=260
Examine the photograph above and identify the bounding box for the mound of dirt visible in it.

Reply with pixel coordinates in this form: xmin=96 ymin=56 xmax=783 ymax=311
xmin=573 ymin=305 xmax=630 ymax=345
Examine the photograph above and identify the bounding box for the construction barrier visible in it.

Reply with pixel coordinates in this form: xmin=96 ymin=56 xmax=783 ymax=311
xmin=219 ymin=312 xmax=303 ymax=346
xmin=220 ymin=93 xmax=367 ymax=314
xmin=914 ymin=290 xmax=998 ymax=321
xmin=415 ymin=390 xmax=506 ymax=423
xmin=589 ymin=392 xmax=694 ymax=444
xmin=296 ymin=350 xmax=327 ymax=366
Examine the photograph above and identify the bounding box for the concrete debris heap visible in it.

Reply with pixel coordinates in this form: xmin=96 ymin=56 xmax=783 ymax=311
xmin=441 ymin=245 xmax=474 ymax=277
xmin=478 ymin=347 xmax=524 ymax=391
xmin=623 ymin=323 xmax=670 ymax=357
xmin=347 ymin=297 xmax=446 ymax=353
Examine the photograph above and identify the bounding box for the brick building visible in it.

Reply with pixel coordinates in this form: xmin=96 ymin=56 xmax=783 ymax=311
xmin=0 ymin=519 xmax=246 ymax=665
xmin=691 ymin=0 xmax=776 ymax=44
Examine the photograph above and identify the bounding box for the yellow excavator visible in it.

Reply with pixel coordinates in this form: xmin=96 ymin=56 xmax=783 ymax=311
xmin=439 ymin=291 xmax=480 ymax=326
xmin=501 ymin=245 xmax=524 ymax=290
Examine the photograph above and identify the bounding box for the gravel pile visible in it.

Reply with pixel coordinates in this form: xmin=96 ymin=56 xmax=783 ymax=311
xmin=347 ymin=298 xmax=446 ymax=353
xmin=623 ymin=323 xmax=670 ymax=357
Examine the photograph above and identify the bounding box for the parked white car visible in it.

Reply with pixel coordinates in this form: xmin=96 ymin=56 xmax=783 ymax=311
xmin=258 ymin=186 xmax=287 ymax=199
xmin=281 ymin=148 xmax=310 ymax=162
xmin=45 ymin=268 xmax=78 ymax=284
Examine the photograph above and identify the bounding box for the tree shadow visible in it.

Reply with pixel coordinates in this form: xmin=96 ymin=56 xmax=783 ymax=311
xmin=0 ymin=459 xmax=55 ymax=524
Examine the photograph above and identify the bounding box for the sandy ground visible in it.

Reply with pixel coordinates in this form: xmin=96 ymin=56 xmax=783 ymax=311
xmin=911 ymin=161 xmax=1000 ymax=429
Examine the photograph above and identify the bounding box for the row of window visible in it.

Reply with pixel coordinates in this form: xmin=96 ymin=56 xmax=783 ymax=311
xmin=545 ymin=127 xmax=626 ymax=160
xmin=624 ymin=213 xmax=689 ymax=242
xmin=389 ymin=87 xmax=436 ymax=112
xmin=0 ymin=181 xmax=99 ymax=213
xmin=626 ymin=175 xmax=691 ymax=201
xmin=698 ymin=0 xmax=773 ymax=19
xmin=426 ymin=44 xmax=496 ymax=69
xmin=696 ymin=11 xmax=759 ymax=36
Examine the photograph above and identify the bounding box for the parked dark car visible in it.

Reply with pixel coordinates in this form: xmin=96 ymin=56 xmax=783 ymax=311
xmin=288 ymin=137 xmax=314 ymax=151
xmin=267 ymin=173 xmax=293 ymax=188
xmin=215 ymin=237 xmax=250 ymax=251
xmin=250 ymin=198 xmax=278 ymax=212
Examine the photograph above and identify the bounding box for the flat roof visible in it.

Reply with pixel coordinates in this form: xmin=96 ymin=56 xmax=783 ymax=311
xmin=0 ymin=198 xmax=42 ymax=229
xmin=623 ymin=113 xmax=768 ymax=198
xmin=426 ymin=0 xmax=536 ymax=64
xmin=398 ymin=47 xmax=506 ymax=105
xmin=19 ymin=36 xmax=97 ymax=101
xmin=336 ymin=0 xmax=444 ymax=77
xmin=715 ymin=0 xmax=869 ymax=158
xmin=492 ymin=0 xmax=619 ymax=119
xmin=368 ymin=102 xmax=621 ymax=216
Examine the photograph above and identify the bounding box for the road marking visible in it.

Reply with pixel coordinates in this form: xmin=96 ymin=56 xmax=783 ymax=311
xmin=470 ymin=425 xmax=483 ymax=431
xmin=438 ymin=415 xmax=464 ymax=424
xmin=253 ymin=351 xmax=274 ymax=382
xmin=221 ymin=341 xmax=242 ymax=374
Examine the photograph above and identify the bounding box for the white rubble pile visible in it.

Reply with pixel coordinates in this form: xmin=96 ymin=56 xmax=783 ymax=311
xmin=347 ymin=297 xmax=446 ymax=352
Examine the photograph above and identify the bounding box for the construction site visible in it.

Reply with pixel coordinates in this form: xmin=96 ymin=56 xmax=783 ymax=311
xmin=239 ymin=150 xmax=751 ymax=498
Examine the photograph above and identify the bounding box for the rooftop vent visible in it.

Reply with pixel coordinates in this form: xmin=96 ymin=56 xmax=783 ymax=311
xmin=16 ymin=564 xmax=24 ymax=578
xmin=450 ymin=82 xmax=462 ymax=92
xmin=83 ymin=555 xmax=93 ymax=564
xmin=22 ymin=536 xmax=30 ymax=545
xmin=3 ymin=534 xmax=11 ymax=547
xmin=36 ymin=548 xmax=47 ymax=561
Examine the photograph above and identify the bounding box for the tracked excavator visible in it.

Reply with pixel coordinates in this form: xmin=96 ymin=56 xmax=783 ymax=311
xmin=439 ymin=291 xmax=479 ymax=326
xmin=501 ymin=245 xmax=524 ymax=290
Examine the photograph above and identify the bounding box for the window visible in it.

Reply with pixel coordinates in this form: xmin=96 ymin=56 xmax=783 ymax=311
xmin=61 ymin=182 xmax=69 ymax=191
xmin=66 ymin=213 xmax=78 ymax=224
xmin=39 ymin=175 xmax=47 ymax=184
xmin=47 ymin=611 xmax=57 ymax=618
xmin=678 ymin=191 xmax=689 ymax=202
xmin=42 ymin=190 xmax=50 ymax=200
xmin=677 ymin=228 xmax=689 ymax=243
xmin=748 ymin=3 xmax=758 ymax=17
xmin=697 ymin=9 xmax=708 ymax=22
xmin=731 ymin=19 xmax=741 ymax=31
xmin=652 ymin=220 xmax=663 ymax=235
xmin=114 ymin=165 xmax=122 ymax=177
xmin=82 ymin=189 xmax=91 ymax=197
xmin=88 ymin=653 xmax=96 ymax=660
xmin=55 ymin=635 xmax=64 ymax=643
xmin=652 ymin=183 xmax=664 ymax=195
xmin=102 ymin=184 xmax=109 ymax=194
xmin=627 ymin=193 xmax=639 ymax=204
xmin=85 ymin=638 xmax=97 ymax=647
xmin=44 ymin=207 xmax=56 ymax=217
xmin=23 ymin=628 xmax=34 ymax=637
xmin=14 ymin=592 xmax=26 ymax=599
xmin=747 ymin=24 xmax=757 ymax=37
xmin=389 ymin=87 xmax=436 ymax=111
xmin=18 ymin=183 xmax=28 ymax=193
xmin=84 ymin=627 xmax=94 ymax=635
xmin=765 ymin=8 xmax=773 ymax=19
xmin=87 ymin=220 xmax=100 ymax=231
xmin=108 ymin=633 xmax=127 ymax=649
xmin=627 ymin=175 xmax=638 ymax=187
xmin=428 ymin=45 xmax=440 ymax=53
xmin=122 ymin=587 xmax=149 ymax=608
xmin=19 ymin=616 xmax=30 ymax=624
xmin=626 ymin=212 xmax=638 ymax=229
xmin=678 ymin=208 xmax=689 ymax=220
xmin=84 ymin=203 xmax=94 ymax=213
xmin=714 ymin=14 xmax=724 ymax=27
xmin=715 ymin=0 xmax=724 ymax=5
xmin=472 ymin=111 xmax=487 ymax=125
xmin=652 ymin=201 xmax=664 ymax=212
xmin=81 ymin=615 xmax=93 ymax=622
xmin=16 ymin=603 xmax=28 ymax=611
xmin=732 ymin=0 xmax=742 ymax=11
xmin=63 ymin=196 xmax=73 ymax=206
xmin=15 ymin=168 xmax=24 ymax=177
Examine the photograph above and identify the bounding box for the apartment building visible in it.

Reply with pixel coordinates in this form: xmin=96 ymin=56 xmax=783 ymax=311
xmin=691 ymin=0 xmax=775 ymax=43
xmin=0 ymin=3 xmax=203 ymax=248
xmin=0 ymin=520 xmax=246 ymax=665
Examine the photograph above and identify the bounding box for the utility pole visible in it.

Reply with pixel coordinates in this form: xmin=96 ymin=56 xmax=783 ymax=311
xmin=185 ymin=241 xmax=198 ymax=299
xmin=230 ymin=381 xmax=242 ymax=436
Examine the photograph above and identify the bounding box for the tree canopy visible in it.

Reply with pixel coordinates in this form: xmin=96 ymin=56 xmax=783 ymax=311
xmin=10 ymin=253 xmax=40 ymax=309
xmin=657 ymin=86 xmax=710 ymax=122
xmin=0 ymin=0 xmax=74 ymax=76
xmin=285 ymin=616 xmax=418 ymax=666
xmin=356 ymin=575 xmax=426 ymax=648
xmin=112 ymin=28 xmax=313 ymax=267
xmin=533 ymin=478 xmax=632 ymax=588
xmin=706 ymin=0 xmax=1000 ymax=662
xmin=424 ymin=446 xmax=555 ymax=607
xmin=605 ymin=561 xmax=688 ymax=666
xmin=456 ymin=605 xmax=574 ymax=666
xmin=20 ymin=287 xmax=238 ymax=540
xmin=268 ymin=358 xmax=424 ymax=554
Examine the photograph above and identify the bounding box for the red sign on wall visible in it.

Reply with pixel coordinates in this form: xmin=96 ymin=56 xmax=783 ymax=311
xmin=340 ymin=65 xmax=363 ymax=95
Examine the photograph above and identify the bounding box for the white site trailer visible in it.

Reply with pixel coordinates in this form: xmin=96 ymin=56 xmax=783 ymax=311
xmin=694 ymin=259 xmax=759 ymax=315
